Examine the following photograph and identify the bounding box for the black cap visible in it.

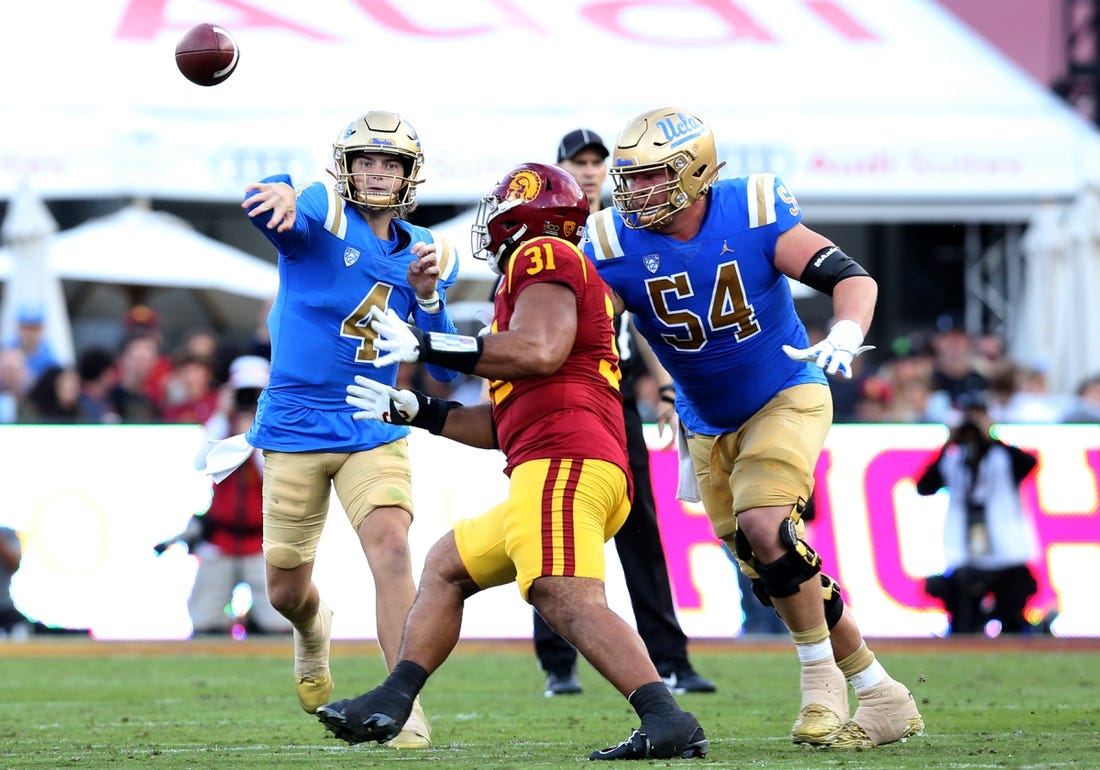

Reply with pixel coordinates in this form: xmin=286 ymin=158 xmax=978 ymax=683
xmin=557 ymin=128 xmax=609 ymax=162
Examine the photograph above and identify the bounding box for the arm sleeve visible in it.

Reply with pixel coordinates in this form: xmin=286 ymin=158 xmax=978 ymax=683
xmin=1004 ymin=443 xmax=1039 ymax=484
xmin=915 ymin=450 xmax=947 ymax=495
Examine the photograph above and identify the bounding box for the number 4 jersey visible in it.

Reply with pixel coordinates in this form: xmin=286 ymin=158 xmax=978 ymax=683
xmin=584 ymin=174 xmax=825 ymax=435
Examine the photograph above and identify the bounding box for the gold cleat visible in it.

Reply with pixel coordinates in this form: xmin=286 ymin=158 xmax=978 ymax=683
xmin=828 ymin=678 xmax=925 ymax=749
xmin=790 ymin=703 xmax=845 ymax=745
xmin=388 ymin=696 xmax=432 ymax=749
xmin=293 ymin=601 xmax=334 ymax=714
xmin=296 ymin=674 xmax=334 ymax=715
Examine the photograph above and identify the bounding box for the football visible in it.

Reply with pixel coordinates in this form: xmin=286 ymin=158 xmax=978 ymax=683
xmin=175 ymin=23 xmax=239 ymax=86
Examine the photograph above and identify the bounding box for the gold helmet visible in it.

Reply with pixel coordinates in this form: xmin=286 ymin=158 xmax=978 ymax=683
xmin=332 ymin=111 xmax=424 ymax=210
xmin=610 ymin=107 xmax=724 ymax=230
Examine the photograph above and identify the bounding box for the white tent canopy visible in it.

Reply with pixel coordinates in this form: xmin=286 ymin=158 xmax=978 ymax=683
xmin=2 ymin=0 xmax=1098 ymax=222
xmin=0 ymin=204 xmax=278 ymax=345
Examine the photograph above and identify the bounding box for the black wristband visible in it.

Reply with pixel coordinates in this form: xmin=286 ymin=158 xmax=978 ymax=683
xmin=658 ymin=384 xmax=676 ymax=404
xmin=405 ymin=391 xmax=461 ymax=435
xmin=415 ymin=329 xmax=485 ymax=374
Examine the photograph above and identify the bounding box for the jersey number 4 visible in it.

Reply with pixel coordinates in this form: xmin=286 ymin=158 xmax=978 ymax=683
xmin=340 ymin=283 xmax=394 ymax=362
xmin=645 ymin=260 xmax=761 ymax=350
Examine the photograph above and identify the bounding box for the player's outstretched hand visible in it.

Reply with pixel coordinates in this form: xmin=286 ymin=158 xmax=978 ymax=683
xmin=370 ymin=308 xmax=424 ymax=368
xmin=782 ymin=319 xmax=874 ymax=380
xmin=346 ymin=375 xmax=420 ymax=424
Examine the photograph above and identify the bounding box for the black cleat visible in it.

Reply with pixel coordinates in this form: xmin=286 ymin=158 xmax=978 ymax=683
xmin=545 ymin=668 xmax=583 ymax=697
xmin=590 ymin=712 xmax=708 ymax=760
xmin=658 ymin=663 xmax=717 ymax=695
xmin=316 ymin=686 xmax=413 ymax=745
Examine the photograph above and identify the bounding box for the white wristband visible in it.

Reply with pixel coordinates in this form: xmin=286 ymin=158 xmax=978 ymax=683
xmin=416 ymin=291 xmax=441 ymax=313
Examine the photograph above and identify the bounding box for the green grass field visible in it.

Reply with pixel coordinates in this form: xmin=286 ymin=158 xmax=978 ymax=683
xmin=1 ymin=636 xmax=1097 ymax=769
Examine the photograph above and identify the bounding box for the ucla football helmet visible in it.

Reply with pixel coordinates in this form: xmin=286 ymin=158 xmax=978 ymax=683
xmin=332 ymin=111 xmax=424 ymax=210
xmin=471 ymin=162 xmax=588 ymax=275
xmin=610 ymin=107 xmax=724 ymax=230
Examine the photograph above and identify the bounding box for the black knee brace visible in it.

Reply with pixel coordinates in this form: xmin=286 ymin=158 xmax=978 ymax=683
xmin=752 ymin=517 xmax=822 ymax=599
xmin=821 ymin=574 xmax=844 ymax=629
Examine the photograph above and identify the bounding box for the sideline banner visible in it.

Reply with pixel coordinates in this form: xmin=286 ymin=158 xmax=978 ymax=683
xmin=1 ymin=424 xmax=1096 ymax=640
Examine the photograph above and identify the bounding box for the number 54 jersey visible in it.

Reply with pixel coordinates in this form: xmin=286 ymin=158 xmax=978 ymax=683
xmin=584 ymin=174 xmax=826 ymax=435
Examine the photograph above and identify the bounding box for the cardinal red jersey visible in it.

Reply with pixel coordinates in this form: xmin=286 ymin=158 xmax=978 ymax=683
xmin=488 ymin=236 xmax=630 ymax=488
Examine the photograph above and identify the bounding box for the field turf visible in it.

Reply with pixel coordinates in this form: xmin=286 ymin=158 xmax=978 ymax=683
xmin=1 ymin=636 xmax=1097 ymax=769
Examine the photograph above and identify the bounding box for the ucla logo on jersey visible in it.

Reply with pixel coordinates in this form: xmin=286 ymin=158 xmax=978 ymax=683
xmin=656 ymin=112 xmax=704 ymax=147
xmin=343 ymin=247 xmax=360 ymax=267
xmin=643 ymin=253 xmax=660 ymax=273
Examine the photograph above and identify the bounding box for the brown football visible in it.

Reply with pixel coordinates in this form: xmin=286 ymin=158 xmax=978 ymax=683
xmin=175 ymin=23 xmax=239 ymax=87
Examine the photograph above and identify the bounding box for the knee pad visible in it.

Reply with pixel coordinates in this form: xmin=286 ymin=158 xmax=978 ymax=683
xmin=754 ymin=516 xmax=822 ymax=599
xmin=821 ymin=574 xmax=844 ymax=629
xmin=264 ymin=544 xmax=305 ymax=570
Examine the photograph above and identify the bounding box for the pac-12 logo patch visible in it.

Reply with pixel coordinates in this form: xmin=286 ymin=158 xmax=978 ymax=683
xmin=643 ymin=253 xmax=660 ymax=274
xmin=343 ymin=247 xmax=360 ymax=267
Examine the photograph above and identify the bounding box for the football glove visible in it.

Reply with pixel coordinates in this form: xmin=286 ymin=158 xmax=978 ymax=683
xmin=782 ymin=319 xmax=874 ymax=379
xmin=371 ymin=308 xmax=424 ymax=368
xmin=346 ymin=375 xmax=420 ymax=424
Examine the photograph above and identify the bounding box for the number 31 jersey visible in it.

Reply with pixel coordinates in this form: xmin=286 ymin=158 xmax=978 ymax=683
xmin=585 ymin=174 xmax=826 ymax=435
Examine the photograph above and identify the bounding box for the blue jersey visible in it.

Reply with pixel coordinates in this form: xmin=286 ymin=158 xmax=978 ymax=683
xmin=585 ymin=174 xmax=825 ymax=435
xmin=245 ymin=177 xmax=460 ymax=452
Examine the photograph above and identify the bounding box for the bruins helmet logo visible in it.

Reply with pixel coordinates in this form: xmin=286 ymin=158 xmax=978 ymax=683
xmin=506 ymin=170 xmax=543 ymax=202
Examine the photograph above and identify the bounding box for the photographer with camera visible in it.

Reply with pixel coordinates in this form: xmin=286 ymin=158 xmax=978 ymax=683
xmin=916 ymin=393 xmax=1039 ymax=635
xmin=159 ymin=355 xmax=291 ymax=637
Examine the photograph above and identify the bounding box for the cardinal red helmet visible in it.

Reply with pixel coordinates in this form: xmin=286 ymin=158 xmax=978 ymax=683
xmin=471 ymin=162 xmax=589 ymax=275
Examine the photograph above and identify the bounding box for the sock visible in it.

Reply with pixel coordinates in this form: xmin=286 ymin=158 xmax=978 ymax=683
xmin=791 ymin=622 xmax=832 ymax=663
xmin=848 ymin=660 xmax=887 ymax=691
xmin=382 ymin=660 xmax=429 ymax=700
xmin=628 ymin=681 xmax=679 ymax=718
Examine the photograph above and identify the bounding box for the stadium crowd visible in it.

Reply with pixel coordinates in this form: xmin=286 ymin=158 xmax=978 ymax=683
xmin=4 ymin=304 xmax=1096 ymax=429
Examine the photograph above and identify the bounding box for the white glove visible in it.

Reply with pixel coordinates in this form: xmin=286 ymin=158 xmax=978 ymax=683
xmin=371 ymin=307 xmax=423 ymax=368
xmin=782 ymin=319 xmax=874 ymax=379
xmin=345 ymin=375 xmax=420 ymax=423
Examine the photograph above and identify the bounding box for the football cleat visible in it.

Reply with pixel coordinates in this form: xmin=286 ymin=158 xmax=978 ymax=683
xmin=828 ymin=678 xmax=925 ymax=749
xmin=658 ymin=664 xmax=717 ymax=695
xmin=545 ymin=668 xmax=583 ymax=697
xmin=316 ymin=684 xmax=413 ymax=745
xmin=590 ymin=712 xmax=708 ymax=760
xmin=387 ymin=696 xmax=431 ymax=749
xmin=294 ymin=601 xmax=333 ymax=713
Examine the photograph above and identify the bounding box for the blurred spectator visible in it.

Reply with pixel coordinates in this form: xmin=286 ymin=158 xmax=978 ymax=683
xmin=916 ymin=393 xmax=1039 ymax=634
xmin=122 ymin=305 xmax=172 ymax=409
xmin=161 ymin=350 xmax=219 ymax=424
xmin=853 ymin=374 xmax=893 ymax=422
xmin=0 ymin=525 xmax=32 ymax=640
xmin=925 ymin=314 xmax=986 ymax=422
xmin=108 ymin=331 xmax=162 ymax=423
xmin=0 ymin=347 xmax=31 ymax=424
xmin=1002 ymin=365 xmax=1065 ymax=423
xmin=886 ymin=353 xmax=937 ymax=423
xmin=5 ymin=308 xmax=59 ymax=382
xmin=1061 ymin=373 xmax=1100 ymax=423
xmin=159 ymin=355 xmax=290 ymax=637
xmin=19 ymin=365 xmax=83 ymax=423
xmin=76 ymin=347 xmax=120 ymax=424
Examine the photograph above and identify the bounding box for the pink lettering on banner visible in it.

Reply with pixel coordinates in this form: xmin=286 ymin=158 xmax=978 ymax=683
xmin=583 ymin=0 xmax=775 ymax=44
xmin=861 ymin=449 xmax=941 ymax=609
xmin=805 ymin=0 xmax=876 ymax=40
xmin=650 ymin=435 xmax=1099 ymax=631
xmin=116 ymin=0 xmax=338 ymax=40
xmin=649 ymin=448 xmax=719 ymax=610
xmin=116 ymin=0 xmax=881 ymax=43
